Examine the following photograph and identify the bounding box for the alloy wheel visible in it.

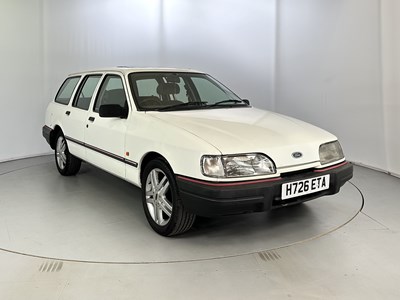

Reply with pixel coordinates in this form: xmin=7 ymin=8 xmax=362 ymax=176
xmin=56 ymin=136 xmax=67 ymax=170
xmin=145 ymin=168 xmax=173 ymax=226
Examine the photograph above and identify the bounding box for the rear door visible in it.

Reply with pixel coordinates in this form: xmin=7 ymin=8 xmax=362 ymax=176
xmin=62 ymin=74 xmax=102 ymax=159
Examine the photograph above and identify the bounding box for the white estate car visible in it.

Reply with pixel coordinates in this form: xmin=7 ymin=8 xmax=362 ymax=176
xmin=43 ymin=67 xmax=353 ymax=236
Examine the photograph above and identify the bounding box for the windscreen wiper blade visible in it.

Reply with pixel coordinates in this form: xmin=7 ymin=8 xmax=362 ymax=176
xmin=158 ymin=101 xmax=208 ymax=111
xmin=206 ymin=99 xmax=246 ymax=108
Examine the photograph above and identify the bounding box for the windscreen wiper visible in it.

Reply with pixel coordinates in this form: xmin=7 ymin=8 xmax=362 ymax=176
xmin=158 ymin=101 xmax=208 ymax=111
xmin=206 ymin=99 xmax=247 ymax=108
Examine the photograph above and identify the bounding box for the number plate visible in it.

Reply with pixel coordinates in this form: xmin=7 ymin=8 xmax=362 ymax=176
xmin=281 ymin=175 xmax=330 ymax=200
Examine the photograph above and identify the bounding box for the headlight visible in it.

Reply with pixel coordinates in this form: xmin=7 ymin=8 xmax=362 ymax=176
xmin=319 ymin=141 xmax=344 ymax=165
xmin=201 ymin=154 xmax=276 ymax=178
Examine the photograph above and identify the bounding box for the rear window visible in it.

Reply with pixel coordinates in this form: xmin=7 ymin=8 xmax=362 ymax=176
xmin=55 ymin=76 xmax=81 ymax=105
xmin=73 ymin=75 xmax=102 ymax=110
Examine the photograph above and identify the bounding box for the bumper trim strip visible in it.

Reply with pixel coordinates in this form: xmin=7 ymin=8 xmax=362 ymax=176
xmin=176 ymin=176 xmax=282 ymax=187
xmin=314 ymin=161 xmax=348 ymax=173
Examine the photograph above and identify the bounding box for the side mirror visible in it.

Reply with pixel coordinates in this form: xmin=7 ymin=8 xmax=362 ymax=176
xmin=242 ymin=99 xmax=250 ymax=105
xmin=99 ymin=105 xmax=127 ymax=118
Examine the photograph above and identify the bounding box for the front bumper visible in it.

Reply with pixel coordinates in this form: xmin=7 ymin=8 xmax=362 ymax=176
xmin=176 ymin=161 xmax=353 ymax=217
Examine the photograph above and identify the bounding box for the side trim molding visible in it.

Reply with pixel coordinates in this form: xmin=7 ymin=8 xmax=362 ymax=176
xmin=65 ymin=136 xmax=138 ymax=168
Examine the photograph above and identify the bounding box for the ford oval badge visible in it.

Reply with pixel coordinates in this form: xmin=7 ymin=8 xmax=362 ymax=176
xmin=292 ymin=152 xmax=303 ymax=159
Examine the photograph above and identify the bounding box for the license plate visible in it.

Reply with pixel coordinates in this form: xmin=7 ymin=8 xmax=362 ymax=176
xmin=281 ymin=175 xmax=330 ymax=200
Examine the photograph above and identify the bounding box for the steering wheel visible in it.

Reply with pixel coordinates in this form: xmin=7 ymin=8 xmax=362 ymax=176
xmin=140 ymin=96 xmax=162 ymax=107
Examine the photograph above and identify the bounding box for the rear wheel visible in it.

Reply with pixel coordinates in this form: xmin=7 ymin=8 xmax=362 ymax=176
xmin=142 ymin=159 xmax=196 ymax=236
xmin=55 ymin=131 xmax=81 ymax=176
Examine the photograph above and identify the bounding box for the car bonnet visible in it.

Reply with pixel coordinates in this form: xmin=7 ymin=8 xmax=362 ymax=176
xmin=147 ymin=107 xmax=338 ymax=171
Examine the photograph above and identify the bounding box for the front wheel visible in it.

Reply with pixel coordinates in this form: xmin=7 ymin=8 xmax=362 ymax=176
xmin=141 ymin=159 xmax=196 ymax=236
xmin=55 ymin=131 xmax=81 ymax=176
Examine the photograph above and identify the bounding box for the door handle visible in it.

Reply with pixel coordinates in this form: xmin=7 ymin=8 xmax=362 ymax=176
xmin=65 ymin=111 xmax=70 ymax=116
xmin=88 ymin=116 xmax=95 ymax=122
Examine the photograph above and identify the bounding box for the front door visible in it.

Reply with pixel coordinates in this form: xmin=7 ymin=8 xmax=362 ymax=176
xmin=84 ymin=74 xmax=128 ymax=179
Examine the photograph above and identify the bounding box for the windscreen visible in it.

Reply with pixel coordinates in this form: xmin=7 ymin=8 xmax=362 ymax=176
xmin=128 ymin=72 xmax=245 ymax=111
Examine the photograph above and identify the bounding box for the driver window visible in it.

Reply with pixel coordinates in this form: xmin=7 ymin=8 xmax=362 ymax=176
xmin=94 ymin=75 xmax=128 ymax=113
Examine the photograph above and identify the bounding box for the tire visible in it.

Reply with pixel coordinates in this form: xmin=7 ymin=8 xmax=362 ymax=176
xmin=141 ymin=158 xmax=196 ymax=236
xmin=54 ymin=131 xmax=81 ymax=176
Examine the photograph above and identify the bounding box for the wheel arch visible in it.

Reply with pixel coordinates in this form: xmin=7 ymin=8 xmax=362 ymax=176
xmin=139 ymin=152 xmax=174 ymax=182
xmin=50 ymin=125 xmax=63 ymax=149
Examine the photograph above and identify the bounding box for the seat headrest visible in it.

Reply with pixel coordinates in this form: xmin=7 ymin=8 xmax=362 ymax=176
xmin=156 ymin=83 xmax=180 ymax=95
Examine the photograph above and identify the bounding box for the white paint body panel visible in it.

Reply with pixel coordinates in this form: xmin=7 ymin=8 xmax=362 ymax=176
xmin=85 ymin=116 xmax=127 ymax=179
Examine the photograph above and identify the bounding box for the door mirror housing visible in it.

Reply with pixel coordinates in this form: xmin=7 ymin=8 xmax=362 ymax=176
xmin=99 ymin=105 xmax=127 ymax=118
xmin=242 ymin=99 xmax=250 ymax=105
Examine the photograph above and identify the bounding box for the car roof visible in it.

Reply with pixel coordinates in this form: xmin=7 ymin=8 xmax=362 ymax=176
xmin=68 ymin=67 xmax=204 ymax=76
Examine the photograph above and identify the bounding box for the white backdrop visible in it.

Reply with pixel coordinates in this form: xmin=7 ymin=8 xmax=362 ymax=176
xmin=275 ymin=0 xmax=399 ymax=176
xmin=0 ymin=0 xmax=399 ymax=176
xmin=0 ymin=0 xmax=45 ymax=161
xmin=381 ymin=0 xmax=400 ymax=176
xmin=275 ymin=0 xmax=385 ymax=168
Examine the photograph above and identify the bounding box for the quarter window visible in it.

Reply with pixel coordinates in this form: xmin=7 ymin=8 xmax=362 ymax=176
xmin=73 ymin=75 xmax=102 ymax=110
xmin=55 ymin=76 xmax=80 ymax=105
xmin=94 ymin=75 xmax=128 ymax=113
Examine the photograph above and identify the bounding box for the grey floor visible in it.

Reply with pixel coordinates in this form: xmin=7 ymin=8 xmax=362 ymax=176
xmin=0 ymin=156 xmax=399 ymax=299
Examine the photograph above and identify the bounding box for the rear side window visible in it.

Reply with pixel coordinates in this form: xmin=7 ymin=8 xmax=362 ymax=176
xmin=55 ymin=76 xmax=81 ymax=105
xmin=73 ymin=75 xmax=102 ymax=110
